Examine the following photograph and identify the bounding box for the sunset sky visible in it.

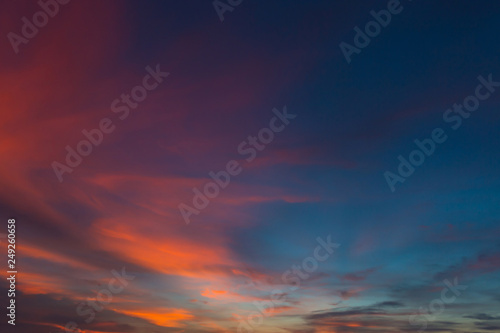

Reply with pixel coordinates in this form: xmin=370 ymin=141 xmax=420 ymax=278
xmin=1 ymin=1 xmax=500 ymax=333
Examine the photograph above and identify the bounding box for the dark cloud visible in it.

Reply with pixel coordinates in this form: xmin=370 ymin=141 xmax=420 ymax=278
xmin=464 ymin=313 xmax=500 ymax=320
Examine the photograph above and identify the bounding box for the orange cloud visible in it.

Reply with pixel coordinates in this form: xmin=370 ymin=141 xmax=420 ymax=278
xmin=114 ymin=308 xmax=193 ymax=328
